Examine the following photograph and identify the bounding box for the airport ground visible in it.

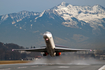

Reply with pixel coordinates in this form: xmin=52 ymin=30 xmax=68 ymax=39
xmin=0 ymin=59 xmax=105 ymax=70
xmin=0 ymin=60 xmax=30 ymax=64
xmin=0 ymin=62 xmax=105 ymax=70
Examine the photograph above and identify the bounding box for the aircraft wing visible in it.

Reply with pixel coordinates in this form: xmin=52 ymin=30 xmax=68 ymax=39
xmin=54 ymin=47 xmax=90 ymax=52
xmin=12 ymin=47 xmax=47 ymax=52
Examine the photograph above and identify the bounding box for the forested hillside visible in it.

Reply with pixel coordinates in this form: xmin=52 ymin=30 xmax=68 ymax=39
xmin=0 ymin=42 xmax=41 ymax=60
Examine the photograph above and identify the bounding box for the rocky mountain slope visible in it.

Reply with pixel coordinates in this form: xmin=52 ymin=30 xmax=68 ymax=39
xmin=0 ymin=2 xmax=105 ymax=49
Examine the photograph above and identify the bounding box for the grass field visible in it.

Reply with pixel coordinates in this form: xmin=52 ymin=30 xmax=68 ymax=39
xmin=0 ymin=60 xmax=30 ymax=64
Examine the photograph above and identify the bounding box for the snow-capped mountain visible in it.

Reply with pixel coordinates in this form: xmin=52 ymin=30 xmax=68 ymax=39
xmin=0 ymin=2 xmax=105 ymax=49
xmin=0 ymin=2 xmax=105 ymax=31
xmin=51 ymin=2 xmax=105 ymax=30
xmin=0 ymin=11 xmax=40 ymax=23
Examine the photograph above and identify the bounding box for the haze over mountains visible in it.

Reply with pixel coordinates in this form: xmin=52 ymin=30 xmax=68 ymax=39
xmin=0 ymin=2 xmax=105 ymax=49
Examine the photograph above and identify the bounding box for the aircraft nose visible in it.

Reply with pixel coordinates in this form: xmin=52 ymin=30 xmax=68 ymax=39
xmin=43 ymin=34 xmax=48 ymax=38
xmin=43 ymin=31 xmax=52 ymax=38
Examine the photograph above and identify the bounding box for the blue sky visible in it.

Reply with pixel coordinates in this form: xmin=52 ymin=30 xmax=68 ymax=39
xmin=0 ymin=0 xmax=105 ymax=15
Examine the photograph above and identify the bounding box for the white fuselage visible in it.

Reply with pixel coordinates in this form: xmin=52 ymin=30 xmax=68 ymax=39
xmin=43 ymin=31 xmax=55 ymax=56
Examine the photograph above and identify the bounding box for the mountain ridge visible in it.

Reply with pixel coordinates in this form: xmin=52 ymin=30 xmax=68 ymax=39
xmin=1 ymin=2 xmax=105 ymax=31
xmin=0 ymin=2 xmax=105 ymax=49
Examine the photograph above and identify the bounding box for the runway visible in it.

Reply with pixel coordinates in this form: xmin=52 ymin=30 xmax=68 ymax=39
xmin=0 ymin=57 xmax=105 ymax=70
xmin=0 ymin=63 xmax=105 ymax=70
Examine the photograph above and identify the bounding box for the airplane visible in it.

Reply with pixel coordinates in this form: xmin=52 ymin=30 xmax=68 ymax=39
xmin=12 ymin=31 xmax=91 ymax=57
